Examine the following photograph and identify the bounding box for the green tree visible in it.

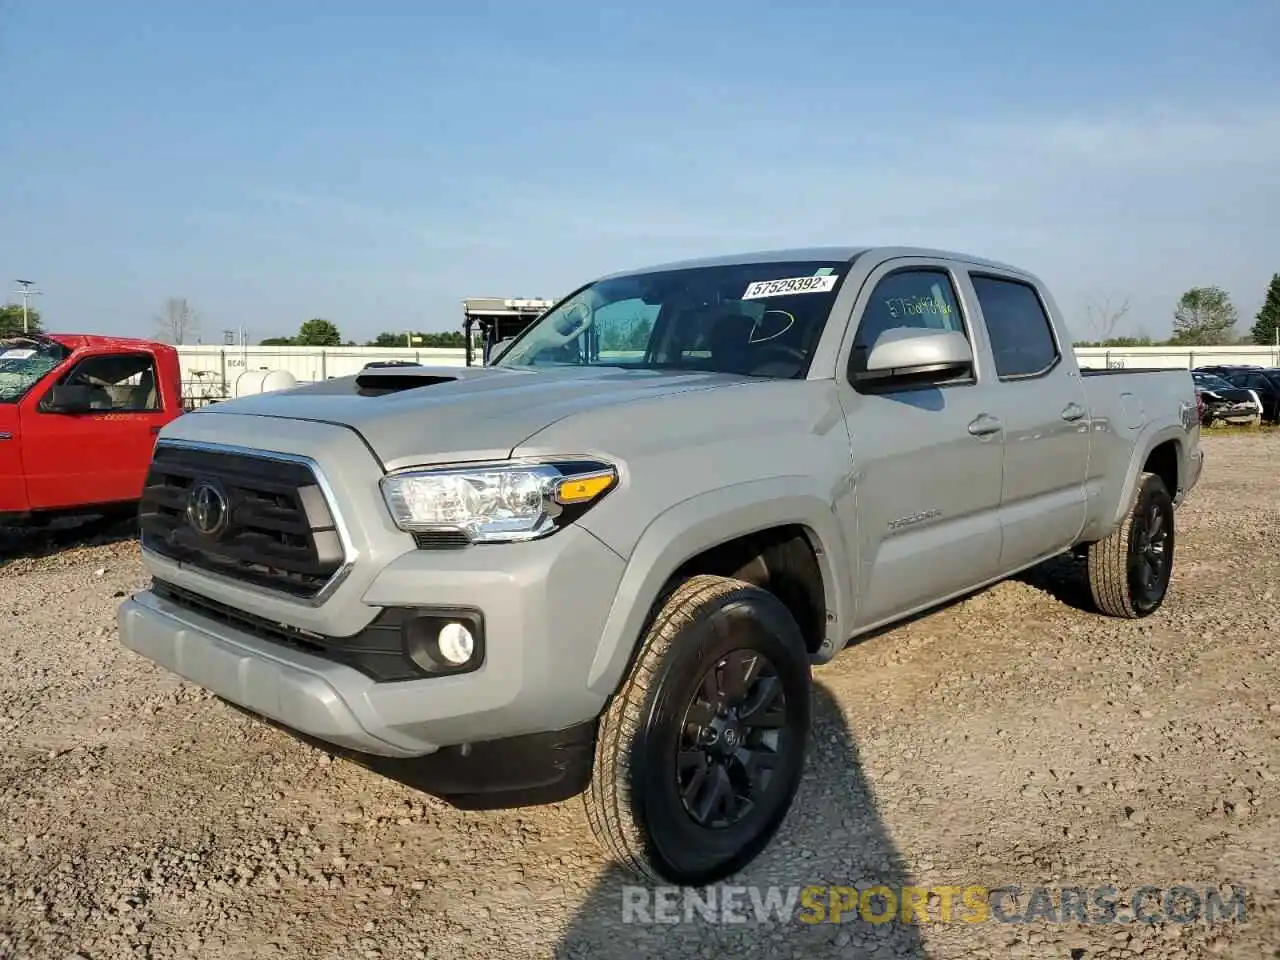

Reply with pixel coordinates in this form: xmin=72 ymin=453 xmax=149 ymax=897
xmin=294 ymin=318 xmax=342 ymax=346
xmin=0 ymin=303 xmax=43 ymax=337
xmin=1250 ymin=273 xmax=1280 ymax=346
xmin=365 ymin=330 xmax=466 ymax=348
xmin=421 ymin=331 xmax=465 ymax=348
xmin=1169 ymin=286 xmax=1238 ymax=346
xmin=599 ymin=318 xmax=653 ymax=352
xmin=258 ymin=336 xmax=296 ymax=346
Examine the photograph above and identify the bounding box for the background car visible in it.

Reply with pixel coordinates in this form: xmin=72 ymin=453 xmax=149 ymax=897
xmin=1191 ymin=371 xmax=1263 ymax=426
xmin=1200 ymin=368 xmax=1280 ymax=423
xmin=361 ymin=359 xmax=422 ymax=370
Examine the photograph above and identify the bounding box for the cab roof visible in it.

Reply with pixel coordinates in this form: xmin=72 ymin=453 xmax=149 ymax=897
xmin=45 ymin=333 xmax=173 ymax=351
xmin=596 ymin=245 xmax=1033 ymax=282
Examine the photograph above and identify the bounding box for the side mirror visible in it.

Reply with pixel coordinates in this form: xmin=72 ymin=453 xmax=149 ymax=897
xmin=45 ymin=383 xmax=96 ymax=414
xmin=852 ymin=328 xmax=973 ymax=385
xmin=486 ymin=338 xmax=516 ymax=364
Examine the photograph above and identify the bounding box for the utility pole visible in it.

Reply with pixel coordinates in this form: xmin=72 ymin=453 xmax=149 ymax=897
xmin=13 ymin=280 xmax=41 ymax=334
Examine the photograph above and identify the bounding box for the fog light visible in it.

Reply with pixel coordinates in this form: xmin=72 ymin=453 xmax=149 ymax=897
xmin=437 ymin=622 xmax=475 ymax=665
xmin=403 ymin=611 xmax=485 ymax=676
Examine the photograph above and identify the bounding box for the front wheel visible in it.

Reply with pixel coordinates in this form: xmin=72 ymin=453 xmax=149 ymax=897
xmin=1086 ymin=471 xmax=1175 ymax=618
xmin=584 ymin=574 xmax=812 ymax=885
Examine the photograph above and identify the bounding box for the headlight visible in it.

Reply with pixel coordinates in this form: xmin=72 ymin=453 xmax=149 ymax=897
xmin=380 ymin=459 xmax=618 ymax=543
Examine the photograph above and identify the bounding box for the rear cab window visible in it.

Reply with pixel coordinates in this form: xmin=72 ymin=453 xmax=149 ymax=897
xmin=970 ymin=274 xmax=1061 ymax=379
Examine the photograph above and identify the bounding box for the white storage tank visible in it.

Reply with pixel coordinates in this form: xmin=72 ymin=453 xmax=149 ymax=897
xmin=234 ymin=368 xmax=298 ymax=398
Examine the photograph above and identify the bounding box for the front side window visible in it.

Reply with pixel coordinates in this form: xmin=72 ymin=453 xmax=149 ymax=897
xmin=494 ymin=260 xmax=851 ymax=379
xmin=0 ymin=337 xmax=68 ymax=403
xmin=848 ymin=268 xmax=968 ymax=384
xmin=853 ymin=268 xmax=966 ymax=351
xmin=48 ymin=353 xmax=161 ymax=411
xmin=971 ymin=275 xmax=1060 ymax=378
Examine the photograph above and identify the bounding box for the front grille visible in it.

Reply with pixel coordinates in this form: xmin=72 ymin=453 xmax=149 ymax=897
xmin=151 ymin=580 xmax=422 ymax=682
xmin=138 ymin=444 xmax=347 ymax=600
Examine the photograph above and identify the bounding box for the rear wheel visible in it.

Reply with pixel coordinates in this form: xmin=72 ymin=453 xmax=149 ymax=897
xmin=1086 ymin=471 xmax=1175 ymax=618
xmin=584 ymin=574 xmax=812 ymax=885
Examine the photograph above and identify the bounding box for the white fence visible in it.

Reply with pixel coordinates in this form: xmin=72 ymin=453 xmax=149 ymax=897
xmin=173 ymin=343 xmax=1280 ymax=403
xmin=1074 ymin=345 xmax=1280 ymax=370
xmin=176 ymin=345 xmax=469 ymax=405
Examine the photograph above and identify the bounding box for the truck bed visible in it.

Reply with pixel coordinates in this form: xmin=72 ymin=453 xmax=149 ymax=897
xmin=1080 ymin=367 xmax=1185 ymax=376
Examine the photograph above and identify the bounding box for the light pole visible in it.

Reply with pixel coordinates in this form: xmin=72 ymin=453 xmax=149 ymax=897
xmin=13 ymin=280 xmax=41 ymax=334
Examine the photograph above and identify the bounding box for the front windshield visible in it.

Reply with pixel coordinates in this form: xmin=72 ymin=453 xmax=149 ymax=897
xmin=0 ymin=338 xmax=67 ymax=403
xmin=494 ymin=259 xmax=851 ymax=378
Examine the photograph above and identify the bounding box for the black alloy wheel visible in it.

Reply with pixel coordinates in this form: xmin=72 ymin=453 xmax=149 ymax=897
xmin=677 ymin=649 xmax=789 ymax=829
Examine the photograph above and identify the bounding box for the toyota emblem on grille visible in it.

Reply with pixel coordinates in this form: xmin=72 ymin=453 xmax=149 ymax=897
xmin=186 ymin=480 xmax=229 ymax=537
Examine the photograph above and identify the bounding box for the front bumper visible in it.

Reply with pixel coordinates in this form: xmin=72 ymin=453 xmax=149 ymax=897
xmin=118 ymin=523 xmax=627 ymax=758
xmin=1205 ymin=401 xmax=1260 ymax=422
xmin=120 ymin=590 xmax=405 ymax=754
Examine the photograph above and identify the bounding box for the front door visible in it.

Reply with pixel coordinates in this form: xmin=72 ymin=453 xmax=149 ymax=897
xmin=834 ymin=260 xmax=1007 ymax=630
xmin=21 ymin=352 xmax=168 ymax=510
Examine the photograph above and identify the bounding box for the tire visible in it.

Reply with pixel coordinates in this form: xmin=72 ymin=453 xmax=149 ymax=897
xmin=1086 ymin=472 xmax=1175 ymax=618
xmin=584 ymin=574 xmax=812 ymax=885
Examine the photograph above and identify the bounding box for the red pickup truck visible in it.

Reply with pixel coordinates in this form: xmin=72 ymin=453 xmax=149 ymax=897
xmin=0 ymin=333 xmax=184 ymax=524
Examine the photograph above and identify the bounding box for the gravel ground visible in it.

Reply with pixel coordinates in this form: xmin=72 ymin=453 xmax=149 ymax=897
xmin=1 ymin=433 xmax=1277 ymax=960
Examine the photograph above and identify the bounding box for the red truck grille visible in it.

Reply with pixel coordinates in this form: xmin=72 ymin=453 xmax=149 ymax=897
xmin=138 ymin=443 xmax=348 ymax=601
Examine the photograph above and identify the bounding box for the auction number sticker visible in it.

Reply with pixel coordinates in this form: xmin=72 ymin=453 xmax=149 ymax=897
xmin=742 ymin=275 xmax=840 ymax=299
xmin=0 ymin=348 xmax=35 ymax=360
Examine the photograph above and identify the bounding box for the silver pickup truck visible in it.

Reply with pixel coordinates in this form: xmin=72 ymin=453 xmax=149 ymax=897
xmin=118 ymin=246 xmax=1203 ymax=885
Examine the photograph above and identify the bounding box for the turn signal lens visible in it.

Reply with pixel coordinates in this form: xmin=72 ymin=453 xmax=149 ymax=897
xmin=553 ymin=470 xmax=616 ymax=505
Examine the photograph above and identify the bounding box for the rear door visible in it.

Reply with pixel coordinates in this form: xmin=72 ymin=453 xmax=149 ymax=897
xmin=964 ymin=272 xmax=1091 ymax=571
xmin=833 ymin=258 xmax=1007 ymax=629
xmin=21 ymin=350 xmax=170 ymax=510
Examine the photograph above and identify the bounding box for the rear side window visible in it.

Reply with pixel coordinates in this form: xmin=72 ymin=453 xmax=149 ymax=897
xmin=971 ymin=275 xmax=1059 ymax=378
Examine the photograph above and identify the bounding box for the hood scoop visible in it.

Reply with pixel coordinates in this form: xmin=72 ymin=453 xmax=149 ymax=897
xmin=355 ymin=368 xmax=458 ymax=397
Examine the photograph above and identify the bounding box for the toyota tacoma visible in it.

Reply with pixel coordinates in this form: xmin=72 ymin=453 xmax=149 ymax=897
xmin=117 ymin=246 xmax=1203 ymax=885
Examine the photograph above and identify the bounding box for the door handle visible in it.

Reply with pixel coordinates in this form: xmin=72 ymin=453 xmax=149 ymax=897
xmin=0 ymin=432 xmax=11 ymax=441
xmin=1061 ymin=403 xmax=1087 ymax=422
xmin=967 ymin=413 xmax=1003 ymax=437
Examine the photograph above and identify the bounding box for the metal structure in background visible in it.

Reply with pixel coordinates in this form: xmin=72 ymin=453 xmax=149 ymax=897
xmin=12 ymin=280 xmax=41 ymax=333
xmin=462 ymin=298 xmax=554 ymax=365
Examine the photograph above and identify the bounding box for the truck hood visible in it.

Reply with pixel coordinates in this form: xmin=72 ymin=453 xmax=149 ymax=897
xmin=187 ymin=365 xmax=756 ymax=469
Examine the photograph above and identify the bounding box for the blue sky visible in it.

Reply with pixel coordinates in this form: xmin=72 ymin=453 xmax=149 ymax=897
xmin=1 ymin=0 xmax=1276 ymax=344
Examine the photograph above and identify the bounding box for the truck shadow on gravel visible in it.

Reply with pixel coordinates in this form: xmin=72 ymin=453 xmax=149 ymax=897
xmin=0 ymin=513 xmax=139 ymax=573
xmin=1014 ymin=552 xmax=1099 ymax=613
xmin=553 ymin=682 xmax=928 ymax=959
